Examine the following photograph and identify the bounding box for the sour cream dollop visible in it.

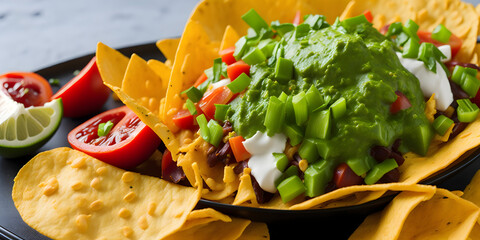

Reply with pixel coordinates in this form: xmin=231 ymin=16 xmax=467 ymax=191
xmin=242 ymin=131 xmax=286 ymax=193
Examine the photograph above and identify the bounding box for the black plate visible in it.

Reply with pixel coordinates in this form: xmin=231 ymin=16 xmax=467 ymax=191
xmin=1 ymin=42 xmax=480 ymax=239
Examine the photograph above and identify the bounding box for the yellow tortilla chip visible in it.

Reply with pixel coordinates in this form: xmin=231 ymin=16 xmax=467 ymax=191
xmin=96 ymin=42 xmax=129 ymax=90
xmin=156 ymin=38 xmax=180 ymax=63
xmin=147 ymin=59 xmax=172 ymax=91
xmin=219 ymin=25 xmax=240 ymax=51
xmin=12 ymin=148 xmax=200 ymax=240
xmin=463 ymin=170 xmax=480 ymax=208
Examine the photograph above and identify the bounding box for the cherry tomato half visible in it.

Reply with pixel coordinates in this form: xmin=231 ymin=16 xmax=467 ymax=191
xmin=0 ymin=72 xmax=53 ymax=107
xmin=51 ymin=56 xmax=111 ymax=118
xmin=68 ymin=105 xmax=162 ymax=169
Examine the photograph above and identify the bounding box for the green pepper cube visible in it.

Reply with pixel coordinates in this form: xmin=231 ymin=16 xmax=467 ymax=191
xmin=304 ymin=160 xmax=333 ymax=197
xmin=432 ymin=115 xmax=454 ymax=136
xmin=451 ymin=65 xmax=466 ymax=84
xmin=330 ymin=97 xmax=347 ymax=120
xmin=402 ymin=38 xmax=420 ymax=59
xmin=196 ymin=114 xmax=210 ymax=142
xmin=315 ymin=138 xmax=333 ymax=160
xmin=214 ymin=104 xmax=230 ymax=122
xmin=233 ymin=36 xmax=248 ymax=61
xmin=186 ymin=99 xmax=197 ymax=115
xmin=227 ymin=72 xmax=251 ymax=93
xmin=431 ymin=24 xmax=452 ymax=44
xmin=277 ymin=175 xmax=305 ymax=203
xmin=346 ymin=156 xmax=376 ymax=176
xmin=278 ymin=92 xmax=288 ymax=103
xmin=273 ymin=153 xmax=289 ymax=172
xmin=284 ymin=124 xmax=304 ymax=146
xmin=461 ymin=74 xmax=480 ymax=98
xmin=403 ymin=19 xmax=419 ymax=40
xmin=181 ymin=86 xmax=203 ymax=103
xmin=241 ymin=9 xmax=269 ymax=33
xmin=284 ymin=95 xmax=296 ymax=124
xmin=305 ymin=109 xmax=331 ymax=140
xmin=386 ymin=22 xmax=403 ymax=37
xmin=264 ymin=96 xmax=286 ymax=136
xmin=305 ymin=85 xmax=323 ymax=112
xmin=207 ymin=119 xmax=223 ymax=147
xmin=298 ymin=138 xmax=319 ymax=163
xmin=395 ymin=32 xmax=410 ymax=47
xmin=457 ymin=99 xmax=480 ymax=123
xmin=242 ymin=47 xmax=266 ymax=65
xmin=403 ymin=123 xmax=433 ymax=156
xmin=292 ymin=91 xmax=309 ymax=126
xmin=274 ymin=57 xmax=294 ymax=83
xmin=275 ymin=165 xmax=300 ymax=187
xmin=364 ymin=158 xmax=398 ymax=185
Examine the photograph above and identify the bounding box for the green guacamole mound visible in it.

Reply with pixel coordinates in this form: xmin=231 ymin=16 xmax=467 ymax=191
xmin=226 ymin=19 xmax=432 ymax=163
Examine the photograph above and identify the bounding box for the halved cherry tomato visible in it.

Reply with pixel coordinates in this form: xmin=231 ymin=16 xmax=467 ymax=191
xmin=363 ymin=10 xmax=373 ymax=23
xmin=227 ymin=61 xmax=250 ymax=81
xmin=198 ymin=86 xmax=234 ymax=119
xmin=68 ymin=105 xmax=161 ymax=169
xmin=219 ymin=46 xmax=237 ymax=65
xmin=390 ymin=91 xmax=411 ymax=114
xmin=229 ymin=135 xmax=251 ymax=162
xmin=333 ymin=163 xmax=364 ymax=188
xmin=161 ymin=149 xmax=186 ymax=183
xmin=417 ymin=30 xmax=463 ymax=59
xmin=193 ymin=72 xmax=208 ymax=88
xmin=51 ymin=56 xmax=111 ymax=118
xmin=172 ymin=109 xmax=195 ymax=130
xmin=0 ymin=72 xmax=53 ymax=107
xmin=293 ymin=10 xmax=301 ymax=25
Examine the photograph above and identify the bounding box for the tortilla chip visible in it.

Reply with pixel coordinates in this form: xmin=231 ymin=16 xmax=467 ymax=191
xmin=165 ymin=216 xmax=251 ymax=240
xmin=12 ymin=148 xmax=200 ymax=240
xmin=155 ymin=38 xmax=180 ymax=63
xmin=350 ymin=188 xmax=480 ymax=240
xmin=219 ymin=25 xmax=240 ymax=51
xmin=147 ymin=59 xmax=171 ymax=91
xmin=96 ymin=42 xmax=129 ymax=90
xmin=463 ymin=170 xmax=480 ymax=208
xmin=237 ymin=222 xmax=270 ymax=240
xmin=425 ymin=93 xmax=436 ymax=123
xmin=233 ymin=168 xmax=259 ymax=206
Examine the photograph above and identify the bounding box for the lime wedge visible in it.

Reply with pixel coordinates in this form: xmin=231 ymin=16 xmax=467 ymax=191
xmin=0 ymin=93 xmax=63 ymax=158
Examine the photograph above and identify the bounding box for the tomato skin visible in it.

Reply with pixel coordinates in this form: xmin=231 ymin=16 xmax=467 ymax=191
xmin=333 ymin=163 xmax=364 ymax=188
xmin=0 ymin=72 xmax=53 ymax=107
xmin=229 ymin=135 xmax=251 ymax=162
xmin=219 ymin=47 xmax=236 ymax=65
xmin=227 ymin=61 xmax=250 ymax=81
xmin=417 ymin=31 xmax=462 ymax=59
xmin=172 ymin=109 xmax=194 ymax=130
xmin=390 ymin=91 xmax=411 ymax=114
xmin=51 ymin=57 xmax=111 ymax=118
xmin=363 ymin=10 xmax=373 ymax=23
xmin=68 ymin=105 xmax=161 ymax=169
xmin=198 ymin=86 xmax=234 ymax=119
xmin=193 ymin=72 xmax=208 ymax=88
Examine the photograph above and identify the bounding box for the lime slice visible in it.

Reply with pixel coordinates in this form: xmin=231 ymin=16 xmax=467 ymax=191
xmin=0 ymin=93 xmax=63 ymax=158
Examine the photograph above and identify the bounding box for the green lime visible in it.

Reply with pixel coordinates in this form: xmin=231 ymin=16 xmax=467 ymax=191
xmin=0 ymin=94 xmax=63 ymax=158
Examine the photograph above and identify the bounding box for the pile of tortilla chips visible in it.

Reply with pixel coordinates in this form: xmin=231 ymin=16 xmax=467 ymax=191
xmin=11 ymin=0 xmax=480 ymax=239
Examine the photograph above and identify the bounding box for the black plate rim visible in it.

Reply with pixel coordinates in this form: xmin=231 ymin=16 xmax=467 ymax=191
xmin=32 ymin=41 xmax=480 ymax=219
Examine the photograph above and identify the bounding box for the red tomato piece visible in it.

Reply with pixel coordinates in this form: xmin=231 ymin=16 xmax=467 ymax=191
xmin=293 ymin=10 xmax=301 ymax=25
xmin=198 ymin=86 xmax=234 ymax=119
xmin=161 ymin=149 xmax=186 ymax=183
xmin=227 ymin=61 xmax=250 ymax=81
xmin=0 ymin=72 xmax=53 ymax=107
xmin=390 ymin=91 xmax=411 ymax=114
xmin=417 ymin=30 xmax=463 ymax=59
xmin=51 ymin=57 xmax=111 ymax=118
xmin=172 ymin=109 xmax=195 ymax=130
xmin=229 ymin=135 xmax=251 ymax=162
xmin=363 ymin=10 xmax=373 ymax=23
xmin=193 ymin=72 xmax=208 ymax=88
xmin=333 ymin=163 xmax=364 ymax=189
xmin=68 ymin=105 xmax=161 ymax=169
xmin=219 ymin=46 xmax=237 ymax=65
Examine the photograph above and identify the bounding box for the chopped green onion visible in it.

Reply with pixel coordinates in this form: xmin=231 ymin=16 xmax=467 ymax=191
xmin=284 ymin=95 xmax=296 ymax=124
xmin=241 ymin=9 xmax=269 ymax=33
xmin=305 ymin=109 xmax=332 ymax=140
xmin=431 ymin=24 xmax=452 ymax=44
xmin=341 ymin=14 xmax=370 ymax=32
xmin=278 ymin=91 xmax=288 ymax=103
xmin=196 ymin=114 xmax=210 ymax=142
xmin=264 ymin=96 xmax=286 ymax=136
xmin=305 ymin=85 xmax=323 ymax=112
xmin=462 ymin=74 xmax=480 ymax=98
xmin=227 ymin=72 xmax=251 ymax=93
xmin=73 ymin=69 xmax=81 ymax=76
xmin=181 ymin=86 xmax=203 ymax=103
xmin=98 ymin=121 xmax=114 ymax=137
xmin=457 ymin=99 xmax=480 ymax=123
xmin=303 ymin=14 xmax=328 ymax=30
xmin=284 ymin=124 xmax=304 ymax=146
xmin=273 ymin=153 xmax=289 ymax=172
xmin=346 ymin=156 xmax=376 ymax=176
xmin=242 ymin=47 xmax=266 ymax=65
xmin=315 ymin=138 xmax=332 ymax=159
xmin=364 ymin=158 xmax=398 ymax=185
xmin=258 ymin=39 xmax=276 ymax=58
xmin=432 ymin=115 xmax=454 ymax=136
xmin=48 ymin=78 xmax=60 ymax=86
xmin=207 ymin=119 xmax=224 ymax=147
xmin=271 ymin=21 xmax=295 ymax=37
xmin=277 ymin=175 xmax=305 ymax=203
xmin=418 ymin=42 xmax=437 ymax=73
xmin=395 ymin=32 xmax=410 ymax=47
xmin=386 ymin=22 xmax=403 ymax=37
xmin=186 ymin=99 xmax=197 ymax=115
xmin=402 ymin=37 xmax=420 ymax=59
xmin=298 ymin=139 xmax=319 ymax=163
xmin=330 ymin=97 xmax=347 ymax=119
xmin=451 ymin=65 xmax=466 ymax=82
xmin=213 ymin=58 xmax=223 ymax=83
xmin=214 ymin=104 xmax=230 ymax=122
xmin=292 ymin=91 xmax=309 ymax=126
xmin=295 ymin=23 xmax=311 ymax=39
xmin=304 ymin=160 xmax=333 ymax=197
xmin=233 ymin=36 xmax=248 ymax=60
xmin=403 ymin=123 xmax=434 ymax=156
xmin=274 ymin=57 xmax=293 ymax=83
xmin=275 ymin=165 xmax=299 ymax=187
xmin=402 ymin=19 xmax=419 ymax=40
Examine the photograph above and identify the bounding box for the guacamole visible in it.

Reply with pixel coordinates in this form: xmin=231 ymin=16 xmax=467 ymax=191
xmin=227 ymin=17 xmax=432 ymax=165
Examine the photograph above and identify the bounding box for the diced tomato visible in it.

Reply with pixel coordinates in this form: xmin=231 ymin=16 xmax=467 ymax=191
xmin=0 ymin=72 xmax=53 ymax=107
xmin=417 ymin=30 xmax=463 ymax=59
xmin=390 ymin=91 xmax=411 ymax=114
xmin=172 ymin=109 xmax=194 ymax=130
xmin=193 ymin=72 xmax=208 ymax=88
xmin=67 ymin=106 xmax=161 ymax=169
xmin=227 ymin=61 xmax=250 ymax=81
xmin=229 ymin=136 xmax=251 ymax=162
xmin=219 ymin=46 xmax=236 ymax=65
xmin=363 ymin=10 xmax=373 ymax=23
xmin=293 ymin=10 xmax=302 ymax=25
xmin=333 ymin=163 xmax=364 ymax=188
xmin=198 ymin=86 xmax=234 ymax=119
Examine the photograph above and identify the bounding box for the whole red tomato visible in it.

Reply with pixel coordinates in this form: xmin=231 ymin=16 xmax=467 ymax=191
xmin=51 ymin=56 xmax=111 ymax=118
xmin=0 ymin=72 xmax=53 ymax=107
xmin=68 ymin=105 xmax=162 ymax=169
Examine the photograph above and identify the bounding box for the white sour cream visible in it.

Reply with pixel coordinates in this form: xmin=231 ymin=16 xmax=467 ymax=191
xmin=243 ymin=131 xmax=286 ymax=193
xmin=396 ymin=52 xmax=453 ymax=111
